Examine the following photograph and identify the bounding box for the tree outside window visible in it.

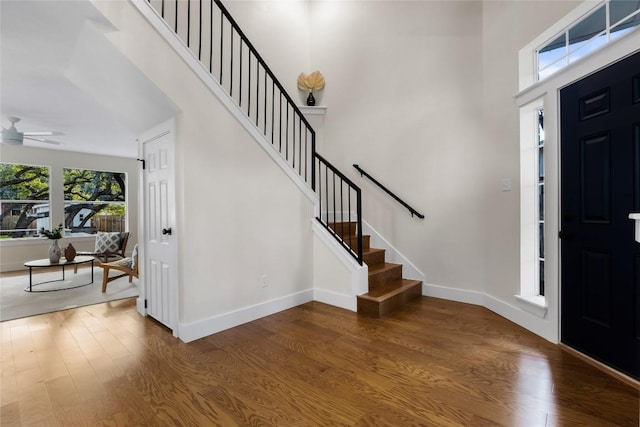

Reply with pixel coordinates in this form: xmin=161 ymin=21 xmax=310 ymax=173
xmin=0 ymin=163 xmax=50 ymax=238
xmin=64 ymin=169 xmax=126 ymax=234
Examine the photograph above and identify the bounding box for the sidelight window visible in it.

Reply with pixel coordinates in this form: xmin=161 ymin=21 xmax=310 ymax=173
xmin=537 ymin=109 xmax=545 ymax=296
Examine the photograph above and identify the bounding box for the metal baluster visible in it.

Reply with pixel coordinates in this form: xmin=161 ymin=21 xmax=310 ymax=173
xmin=175 ymin=0 xmax=178 ymax=33
xmin=209 ymin=0 xmax=213 ymax=73
xmin=239 ymin=40 xmax=243 ymax=107
xmin=219 ymin=11 xmax=223 ymax=84
xmin=198 ymin=0 xmax=202 ymax=59
xmin=187 ymin=0 xmax=191 ymax=47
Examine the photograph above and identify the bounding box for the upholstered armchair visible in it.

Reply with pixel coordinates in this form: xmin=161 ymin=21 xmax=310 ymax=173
xmin=76 ymin=231 xmax=129 ymax=264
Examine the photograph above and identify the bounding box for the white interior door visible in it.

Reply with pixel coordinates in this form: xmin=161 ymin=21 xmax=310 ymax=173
xmin=142 ymin=121 xmax=178 ymax=333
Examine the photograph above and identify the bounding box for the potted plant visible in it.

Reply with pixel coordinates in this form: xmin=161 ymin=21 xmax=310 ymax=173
xmin=40 ymin=224 xmax=63 ymax=263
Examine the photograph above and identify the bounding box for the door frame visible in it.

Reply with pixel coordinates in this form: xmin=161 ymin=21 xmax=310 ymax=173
xmin=516 ymin=36 xmax=640 ymax=345
xmin=137 ymin=117 xmax=180 ymax=336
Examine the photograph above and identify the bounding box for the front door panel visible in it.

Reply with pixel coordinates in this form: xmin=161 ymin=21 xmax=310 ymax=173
xmin=560 ymin=51 xmax=640 ymax=380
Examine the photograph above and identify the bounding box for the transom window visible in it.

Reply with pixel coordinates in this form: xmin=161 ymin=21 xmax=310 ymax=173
xmin=537 ymin=0 xmax=640 ymax=80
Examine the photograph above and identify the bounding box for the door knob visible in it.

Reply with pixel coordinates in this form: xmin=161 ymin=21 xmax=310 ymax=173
xmin=162 ymin=228 xmax=172 ymax=235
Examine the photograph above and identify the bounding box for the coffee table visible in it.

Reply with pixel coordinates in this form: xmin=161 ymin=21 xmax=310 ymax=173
xmin=23 ymin=256 xmax=95 ymax=292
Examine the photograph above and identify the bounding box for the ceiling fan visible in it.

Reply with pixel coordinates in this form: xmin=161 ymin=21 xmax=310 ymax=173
xmin=1 ymin=116 xmax=63 ymax=145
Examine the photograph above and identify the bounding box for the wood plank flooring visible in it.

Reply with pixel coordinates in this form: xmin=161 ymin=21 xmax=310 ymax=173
xmin=1 ymin=296 xmax=638 ymax=426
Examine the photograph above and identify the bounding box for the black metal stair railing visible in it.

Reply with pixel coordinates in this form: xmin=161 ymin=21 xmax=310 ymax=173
xmin=316 ymin=154 xmax=363 ymax=265
xmin=353 ymin=164 xmax=424 ymax=219
xmin=145 ymin=0 xmax=363 ymax=265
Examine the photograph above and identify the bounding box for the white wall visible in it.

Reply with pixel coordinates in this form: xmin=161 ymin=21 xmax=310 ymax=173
xmin=481 ymin=0 xmax=580 ymax=307
xmin=310 ymin=1 xmax=487 ymax=293
xmin=0 ymin=144 xmax=139 ymax=271
xmin=93 ymin=1 xmax=315 ymax=333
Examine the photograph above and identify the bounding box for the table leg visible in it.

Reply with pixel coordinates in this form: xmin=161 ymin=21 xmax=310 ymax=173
xmin=62 ymin=265 xmax=65 ymax=280
xmin=91 ymin=259 xmax=94 ymax=284
xmin=29 ymin=267 xmax=33 ymax=292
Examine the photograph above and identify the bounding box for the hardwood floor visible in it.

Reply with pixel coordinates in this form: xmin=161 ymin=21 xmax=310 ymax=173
xmin=1 ymin=296 xmax=638 ymax=426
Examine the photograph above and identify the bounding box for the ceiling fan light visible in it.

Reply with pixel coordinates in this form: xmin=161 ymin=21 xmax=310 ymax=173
xmin=1 ymin=129 xmax=23 ymax=144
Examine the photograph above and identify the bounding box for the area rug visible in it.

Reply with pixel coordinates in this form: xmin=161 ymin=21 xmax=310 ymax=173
xmin=0 ymin=268 xmax=139 ymax=321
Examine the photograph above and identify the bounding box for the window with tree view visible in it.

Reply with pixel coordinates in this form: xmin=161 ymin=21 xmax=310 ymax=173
xmin=64 ymin=169 xmax=126 ymax=235
xmin=0 ymin=163 xmax=51 ymax=238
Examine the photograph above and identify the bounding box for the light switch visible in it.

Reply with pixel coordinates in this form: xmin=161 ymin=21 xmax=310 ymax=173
xmin=501 ymin=178 xmax=511 ymax=192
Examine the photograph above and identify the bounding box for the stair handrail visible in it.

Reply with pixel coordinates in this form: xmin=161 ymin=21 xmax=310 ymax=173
xmin=353 ymin=164 xmax=425 ymax=219
xmin=316 ymin=154 xmax=363 ymax=265
xmin=143 ymin=0 xmax=365 ymax=264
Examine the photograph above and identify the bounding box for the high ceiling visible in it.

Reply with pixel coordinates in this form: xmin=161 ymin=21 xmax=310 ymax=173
xmin=0 ymin=0 xmax=179 ymax=159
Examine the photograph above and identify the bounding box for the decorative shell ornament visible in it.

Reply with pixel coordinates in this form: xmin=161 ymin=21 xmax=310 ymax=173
xmin=297 ymin=71 xmax=325 ymax=106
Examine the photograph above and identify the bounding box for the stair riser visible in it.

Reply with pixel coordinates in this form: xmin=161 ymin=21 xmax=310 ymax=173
xmin=341 ymin=235 xmax=370 ymax=252
xmin=363 ymin=250 xmax=385 ymax=266
xmin=368 ymin=265 xmax=402 ymax=291
xmin=328 ymin=222 xmax=358 ymax=236
xmin=357 ymin=285 xmax=422 ymax=317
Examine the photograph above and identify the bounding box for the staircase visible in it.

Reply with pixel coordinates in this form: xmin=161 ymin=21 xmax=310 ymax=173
xmin=139 ymin=0 xmax=423 ymax=317
xmin=330 ymin=222 xmax=422 ymax=317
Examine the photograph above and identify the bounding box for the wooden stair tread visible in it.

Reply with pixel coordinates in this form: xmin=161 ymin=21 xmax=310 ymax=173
xmin=368 ymin=262 xmax=402 ymax=275
xmin=358 ymin=279 xmax=422 ymax=302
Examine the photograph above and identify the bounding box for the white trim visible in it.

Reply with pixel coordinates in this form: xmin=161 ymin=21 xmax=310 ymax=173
xmin=313 ymin=288 xmax=356 ymax=312
xmin=363 ymin=220 xmax=425 ymax=283
xmin=515 ymin=295 xmax=548 ymax=318
xmin=311 ymin=219 xmax=368 ymax=296
xmin=178 ymin=289 xmax=313 ymax=343
xmin=423 ymin=283 xmax=485 ymax=306
xmin=130 ymin=0 xmax=317 ymax=205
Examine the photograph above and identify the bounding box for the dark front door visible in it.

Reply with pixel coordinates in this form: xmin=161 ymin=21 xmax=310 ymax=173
xmin=560 ymin=51 xmax=640 ymax=380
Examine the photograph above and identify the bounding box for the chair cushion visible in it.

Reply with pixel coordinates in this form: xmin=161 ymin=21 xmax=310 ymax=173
xmin=94 ymin=232 xmax=123 ymax=253
xmin=131 ymin=245 xmax=138 ymax=271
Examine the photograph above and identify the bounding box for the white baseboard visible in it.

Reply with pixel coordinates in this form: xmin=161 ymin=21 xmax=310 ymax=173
xmin=178 ymin=289 xmax=313 ymax=343
xmin=313 ymin=288 xmax=357 ymax=312
xmin=423 ymin=283 xmax=485 ymax=305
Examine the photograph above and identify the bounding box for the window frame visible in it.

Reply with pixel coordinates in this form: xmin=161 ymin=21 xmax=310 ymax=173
xmin=535 ymin=0 xmax=640 ymax=82
xmin=63 ymin=168 xmax=127 ymax=235
xmin=0 ymin=162 xmax=51 ymax=238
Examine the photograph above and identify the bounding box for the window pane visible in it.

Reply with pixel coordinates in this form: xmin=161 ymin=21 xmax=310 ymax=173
xmin=569 ymin=6 xmax=606 ymax=50
xmin=0 ymin=163 xmax=50 ymax=238
xmin=539 ymin=222 xmax=545 ymax=259
xmin=610 ymin=0 xmax=639 ymax=26
xmin=538 ymin=33 xmax=566 ymax=70
xmin=64 ymin=169 xmax=125 ymax=202
xmin=0 ymin=163 xmax=49 ymax=200
xmin=0 ymin=202 xmax=49 ymax=238
xmin=538 ymin=55 xmax=567 ymax=80
xmin=568 ymin=34 xmax=607 ymax=63
xmin=539 ymin=185 xmax=545 ymax=221
xmin=64 ymin=202 xmax=126 ymax=234
xmin=539 ymin=260 xmax=545 ymax=296
xmin=611 ymin=12 xmax=640 ymax=39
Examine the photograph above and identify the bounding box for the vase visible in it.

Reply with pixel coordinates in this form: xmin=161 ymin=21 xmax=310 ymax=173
xmin=64 ymin=243 xmax=76 ymax=262
xmin=48 ymin=240 xmax=62 ymax=263
xmin=306 ymin=92 xmax=316 ymax=106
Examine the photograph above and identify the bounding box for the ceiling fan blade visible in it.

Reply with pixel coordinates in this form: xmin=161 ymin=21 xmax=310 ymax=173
xmin=24 ymin=131 xmax=64 ymax=137
xmin=24 ymin=136 xmax=61 ymax=145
